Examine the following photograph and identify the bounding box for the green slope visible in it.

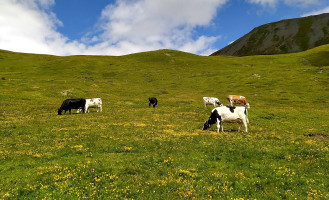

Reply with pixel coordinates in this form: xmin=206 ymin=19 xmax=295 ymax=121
xmin=0 ymin=46 xmax=328 ymax=199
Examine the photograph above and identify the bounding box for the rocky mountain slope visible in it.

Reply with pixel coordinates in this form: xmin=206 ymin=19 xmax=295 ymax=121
xmin=211 ymin=13 xmax=329 ymax=56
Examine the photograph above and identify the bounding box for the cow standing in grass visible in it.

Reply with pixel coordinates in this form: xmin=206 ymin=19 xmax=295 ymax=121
xmin=148 ymin=97 xmax=158 ymax=108
xmin=227 ymin=95 xmax=250 ymax=108
xmin=77 ymin=98 xmax=103 ymax=113
xmin=203 ymin=97 xmax=222 ymax=107
xmin=58 ymin=98 xmax=86 ymax=115
xmin=202 ymin=106 xmax=249 ymax=132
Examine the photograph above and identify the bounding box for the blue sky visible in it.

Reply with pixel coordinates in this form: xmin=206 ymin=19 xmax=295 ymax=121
xmin=0 ymin=0 xmax=329 ymax=56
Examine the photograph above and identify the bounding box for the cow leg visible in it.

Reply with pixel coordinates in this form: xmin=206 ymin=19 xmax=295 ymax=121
xmin=237 ymin=119 xmax=244 ymax=132
xmin=100 ymin=105 xmax=102 ymax=112
xmin=229 ymin=97 xmax=233 ymax=106
xmin=243 ymin=119 xmax=248 ymax=132
xmin=221 ymin=122 xmax=224 ymax=132
xmin=69 ymin=109 xmax=71 ymax=114
xmin=217 ymin=119 xmax=223 ymax=132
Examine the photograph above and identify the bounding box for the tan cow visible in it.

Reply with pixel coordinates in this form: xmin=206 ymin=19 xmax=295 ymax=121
xmin=227 ymin=95 xmax=250 ymax=108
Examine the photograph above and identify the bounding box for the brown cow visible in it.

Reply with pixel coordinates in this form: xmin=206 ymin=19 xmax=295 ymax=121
xmin=227 ymin=95 xmax=250 ymax=108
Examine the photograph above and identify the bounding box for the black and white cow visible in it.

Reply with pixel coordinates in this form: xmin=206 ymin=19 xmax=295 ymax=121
xmin=148 ymin=97 xmax=158 ymax=108
xmin=77 ymin=98 xmax=103 ymax=113
xmin=58 ymin=98 xmax=86 ymax=115
xmin=202 ymin=106 xmax=249 ymax=132
xmin=203 ymin=97 xmax=222 ymax=107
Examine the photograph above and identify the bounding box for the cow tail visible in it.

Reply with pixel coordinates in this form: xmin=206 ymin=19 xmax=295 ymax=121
xmin=245 ymin=108 xmax=249 ymax=124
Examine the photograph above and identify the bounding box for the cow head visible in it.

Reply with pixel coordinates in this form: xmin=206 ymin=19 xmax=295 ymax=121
xmin=58 ymin=108 xmax=62 ymax=115
xmin=202 ymin=121 xmax=211 ymax=130
xmin=246 ymin=103 xmax=250 ymax=109
xmin=216 ymin=100 xmax=222 ymax=106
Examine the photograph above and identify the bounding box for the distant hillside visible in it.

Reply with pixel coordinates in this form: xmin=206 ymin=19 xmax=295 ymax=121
xmin=211 ymin=13 xmax=329 ymax=56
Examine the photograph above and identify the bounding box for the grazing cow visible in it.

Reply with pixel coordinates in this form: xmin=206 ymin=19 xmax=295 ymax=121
xmin=202 ymin=106 xmax=249 ymax=132
xmin=58 ymin=98 xmax=86 ymax=115
xmin=203 ymin=97 xmax=222 ymax=107
xmin=227 ymin=95 xmax=250 ymax=108
xmin=77 ymin=98 xmax=103 ymax=113
xmin=148 ymin=97 xmax=158 ymax=108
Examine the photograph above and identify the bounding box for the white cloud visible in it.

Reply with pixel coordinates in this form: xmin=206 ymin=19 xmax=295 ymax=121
xmin=0 ymin=0 xmax=86 ymax=55
xmin=245 ymin=0 xmax=278 ymax=7
xmin=0 ymin=0 xmax=227 ymax=56
xmin=93 ymin=0 xmax=228 ymax=55
xmin=246 ymin=0 xmax=320 ymax=7
xmin=284 ymin=0 xmax=320 ymax=7
xmin=179 ymin=36 xmax=220 ymax=55
xmin=301 ymin=6 xmax=329 ymax=17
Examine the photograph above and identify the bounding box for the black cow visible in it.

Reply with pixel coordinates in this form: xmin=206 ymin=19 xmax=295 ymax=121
xmin=148 ymin=97 xmax=158 ymax=108
xmin=58 ymin=98 xmax=86 ymax=115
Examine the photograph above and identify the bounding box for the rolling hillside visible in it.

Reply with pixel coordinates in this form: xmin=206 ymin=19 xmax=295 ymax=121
xmin=0 ymin=46 xmax=329 ymax=199
xmin=211 ymin=13 xmax=329 ymax=56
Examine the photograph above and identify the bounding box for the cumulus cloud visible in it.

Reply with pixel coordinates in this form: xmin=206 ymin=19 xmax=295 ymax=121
xmin=0 ymin=0 xmax=227 ymax=56
xmin=0 ymin=0 xmax=89 ymax=55
xmin=301 ymin=6 xmax=329 ymax=17
xmin=88 ymin=0 xmax=228 ymax=55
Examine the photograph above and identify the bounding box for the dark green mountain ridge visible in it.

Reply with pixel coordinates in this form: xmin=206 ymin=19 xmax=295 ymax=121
xmin=211 ymin=13 xmax=329 ymax=56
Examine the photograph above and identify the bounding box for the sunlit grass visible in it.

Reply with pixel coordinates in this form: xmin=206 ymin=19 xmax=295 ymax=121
xmin=0 ymin=46 xmax=328 ymax=199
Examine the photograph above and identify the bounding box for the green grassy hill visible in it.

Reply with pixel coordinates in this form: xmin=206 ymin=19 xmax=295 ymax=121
xmin=0 ymin=46 xmax=328 ymax=199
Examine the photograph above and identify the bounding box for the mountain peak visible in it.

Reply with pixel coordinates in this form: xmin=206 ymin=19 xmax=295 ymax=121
xmin=211 ymin=13 xmax=329 ymax=56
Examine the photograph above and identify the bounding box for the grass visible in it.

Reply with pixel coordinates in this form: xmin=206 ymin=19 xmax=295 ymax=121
xmin=0 ymin=45 xmax=329 ymax=199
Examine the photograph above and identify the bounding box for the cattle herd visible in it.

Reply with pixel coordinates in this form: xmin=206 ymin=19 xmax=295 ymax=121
xmin=58 ymin=95 xmax=250 ymax=132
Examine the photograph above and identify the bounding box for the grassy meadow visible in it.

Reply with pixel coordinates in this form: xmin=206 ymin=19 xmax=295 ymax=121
xmin=0 ymin=45 xmax=329 ymax=199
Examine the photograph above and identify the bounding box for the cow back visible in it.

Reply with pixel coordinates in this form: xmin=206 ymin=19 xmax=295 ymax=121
xmin=62 ymin=98 xmax=86 ymax=109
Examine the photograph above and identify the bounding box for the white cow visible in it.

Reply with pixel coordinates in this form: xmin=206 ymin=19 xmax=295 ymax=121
xmin=203 ymin=97 xmax=222 ymax=107
xmin=77 ymin=98 xmax=102 ymax=113
xmin=202 ymin=106 xmax=249 ymax=132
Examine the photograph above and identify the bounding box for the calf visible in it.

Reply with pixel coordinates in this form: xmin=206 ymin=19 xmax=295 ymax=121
xmin=58 ymin=98 xmax=86 ymax=115
xmin=77 ymin=98 xmax=103 ymax=113
xmin=227 ymin=95 xmax=250 ymax=108
xmin=148 ymin=97 xmax=158 ymax=108
xmin=203 ymin=97 xmax=222 ymax=107
xmin=202 ymin=106 xmax=248 ymax=132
